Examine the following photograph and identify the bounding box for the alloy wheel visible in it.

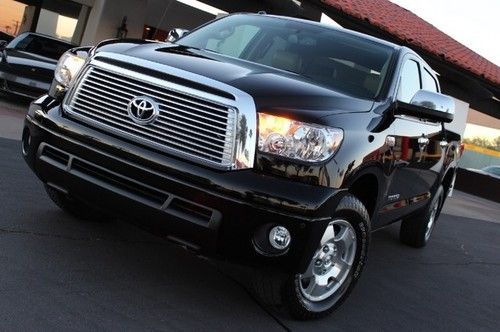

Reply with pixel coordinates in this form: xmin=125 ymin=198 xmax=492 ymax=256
xmin=299 ymin=219 xmax=357 ymax=302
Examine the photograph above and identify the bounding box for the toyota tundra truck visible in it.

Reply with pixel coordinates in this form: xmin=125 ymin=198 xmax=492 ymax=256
xmin=22 ymin=13 xmax=460 ymax=319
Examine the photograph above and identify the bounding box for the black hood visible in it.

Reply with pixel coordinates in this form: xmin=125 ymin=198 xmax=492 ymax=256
xmin=93 ymin=42 xmax=375 ymax=115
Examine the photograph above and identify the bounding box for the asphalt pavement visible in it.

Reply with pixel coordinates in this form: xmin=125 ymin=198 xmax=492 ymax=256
xmin=0 ymin=99 xmax=499 ymax=331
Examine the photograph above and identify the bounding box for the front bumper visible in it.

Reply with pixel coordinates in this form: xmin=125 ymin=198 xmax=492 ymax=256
xmin=23 ymin=95 xmax=346 ymax=273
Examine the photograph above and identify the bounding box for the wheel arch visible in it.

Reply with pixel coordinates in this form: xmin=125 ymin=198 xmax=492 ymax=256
xmin=344 ymin=168 xmax=383 ymax=219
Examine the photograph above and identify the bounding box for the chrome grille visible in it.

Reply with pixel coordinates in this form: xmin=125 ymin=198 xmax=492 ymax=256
xmin=64 ymin=65 xmax=237 ymax=168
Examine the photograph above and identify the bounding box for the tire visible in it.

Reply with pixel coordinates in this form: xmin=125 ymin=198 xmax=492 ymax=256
xmin=400 ymin=185 xmax=444 ymax=248
xmin=44 ymin=185 xmax=112 ymax=222
xmin=252 ymin=194 xmax=370 ymax=320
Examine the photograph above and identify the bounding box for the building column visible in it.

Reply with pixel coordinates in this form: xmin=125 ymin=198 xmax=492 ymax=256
xmin=80 ymin=0 xmax=106 ymax=45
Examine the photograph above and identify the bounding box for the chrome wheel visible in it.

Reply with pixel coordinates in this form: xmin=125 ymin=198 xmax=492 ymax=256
xmin=425 ymin=200 xmax=439 ymax=241
xmin=299 ymin=219 xmax=357 ymax=302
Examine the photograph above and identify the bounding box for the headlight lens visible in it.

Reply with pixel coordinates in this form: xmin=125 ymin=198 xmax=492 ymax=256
xmin=258 ymin=113 xmax=343 ymax=162
xmin=54 ymin=51 xmax=86 ymax=88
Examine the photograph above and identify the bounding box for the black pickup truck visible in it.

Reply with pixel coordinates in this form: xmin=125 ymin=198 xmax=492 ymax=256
xmin=22 ymin=13 xmax=460 ymax=319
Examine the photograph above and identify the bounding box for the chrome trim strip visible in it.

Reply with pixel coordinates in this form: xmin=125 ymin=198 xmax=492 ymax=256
xmin=63 ymin=53 xmax=256 ymax=170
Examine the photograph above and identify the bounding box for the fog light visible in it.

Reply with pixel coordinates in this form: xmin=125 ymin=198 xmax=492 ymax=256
xmin=269 ymin=226 xmax=291 ymax=250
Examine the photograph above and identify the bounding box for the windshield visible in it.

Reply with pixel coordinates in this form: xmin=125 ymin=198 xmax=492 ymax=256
xmin=178 ymin=14 xmax=395 ymax=99
xmin=7 ymin=33 xmax=73 ymax=60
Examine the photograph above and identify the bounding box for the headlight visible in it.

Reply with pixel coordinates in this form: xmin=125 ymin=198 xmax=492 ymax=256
xmin=54 ymin=51 xmax=86 ymax=88
xmin=258 ymin=113 xmax=343 ymax=163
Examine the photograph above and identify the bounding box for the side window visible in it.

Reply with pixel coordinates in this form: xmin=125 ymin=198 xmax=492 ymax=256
xmin=397 ymin=59 xmax=421 ymax=103
xmin=422 ymin=68 xmax=439 ymax=93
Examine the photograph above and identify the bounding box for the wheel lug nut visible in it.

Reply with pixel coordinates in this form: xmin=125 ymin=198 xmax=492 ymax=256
xmin=322 ymin=246 xmax=329 ymax=253
xmin=315 ymin=259 xmax=322 ymax=266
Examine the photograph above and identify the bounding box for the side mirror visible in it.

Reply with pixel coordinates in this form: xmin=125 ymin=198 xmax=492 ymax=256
xmin=0 ymin=40 xmax=7 ymax=51
xmin=166 ymin=28 xmax=189 ymax=43
xmin=395 ymin=90 xmax=455 ymax=123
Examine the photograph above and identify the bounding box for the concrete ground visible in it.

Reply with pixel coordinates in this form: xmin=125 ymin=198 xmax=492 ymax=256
xmin=1 ymin=97 xmax=499 ymax=331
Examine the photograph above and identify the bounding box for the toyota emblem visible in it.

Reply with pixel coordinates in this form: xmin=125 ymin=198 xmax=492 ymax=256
xmin=127 ymin=96 xmax=159 ymax=125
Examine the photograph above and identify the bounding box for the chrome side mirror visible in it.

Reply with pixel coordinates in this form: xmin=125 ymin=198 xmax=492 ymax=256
xmin=395 ymin=90 xmax=455 ymax=123
xmin=410 ymin=90 xmax=455 ymax=116
xmin=166 ymin=28 xmax=189 ymax=43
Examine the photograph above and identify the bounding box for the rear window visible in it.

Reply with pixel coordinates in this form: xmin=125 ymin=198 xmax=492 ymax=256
xmin=8 ymin=33 xmax=73 ymax=60
xmin=178 ymin=15 xmax=395 ymax=99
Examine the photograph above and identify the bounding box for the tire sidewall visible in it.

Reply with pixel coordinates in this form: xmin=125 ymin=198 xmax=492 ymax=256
xmin=421 ymin=185 xmax=444 ymax=243
xmin=287 ymin=200 xmax=370 ymax=316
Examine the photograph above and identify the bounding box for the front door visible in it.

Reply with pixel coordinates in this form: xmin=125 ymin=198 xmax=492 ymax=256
xmin=379 ymin=57 xmax=444 ymax=224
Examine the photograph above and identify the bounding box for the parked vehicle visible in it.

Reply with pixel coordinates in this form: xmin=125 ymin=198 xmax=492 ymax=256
xmin=0 ymin=32 xmax=74 ymax=99
xmin=22 ymin=14 xmax=461 ymax=319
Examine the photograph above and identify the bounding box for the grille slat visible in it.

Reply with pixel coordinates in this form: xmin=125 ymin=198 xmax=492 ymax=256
xmin=85 ymin=74 xmax=231 ymax=122
xmin=75 ymin=94 xmax=230 ymax=146
xmin=65 ymin=66 xmax=237 ymax=167
xmin=79 ymin=86 xmax=130 ymax=104
xmin=90 ymin=69 xmax=230 ymax=115
xmin=71 ymin=105 xmax=228 ymax=162
xmin=85 ymin=76 xmax=231 ymax=126
xmin=156 ymin=108 xmax=230 ymax=134
xmin=71 ymin=102 xmax=232 ymax=158
xmin=79 ymin=77 xmax=134 ymax=100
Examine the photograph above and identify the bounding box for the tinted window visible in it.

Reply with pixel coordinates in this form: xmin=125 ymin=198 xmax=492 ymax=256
xmin=7 ymin=33 xmax=72 ymax=60
xmin=422 ymin=68 xmax=439 ymax=92
xmin=178 ymin=15 xmax=395 ymax=99
xmin=397 ymin=60 xmax=421 ymax=103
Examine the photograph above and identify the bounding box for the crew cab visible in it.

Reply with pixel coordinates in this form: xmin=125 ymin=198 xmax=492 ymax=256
xmin=22 ymin=13 xmax=460 ymax=319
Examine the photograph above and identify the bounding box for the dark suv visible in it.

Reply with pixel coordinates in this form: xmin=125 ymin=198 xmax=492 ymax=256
xmin=22 ymin=14 xmax=460 ymax=319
